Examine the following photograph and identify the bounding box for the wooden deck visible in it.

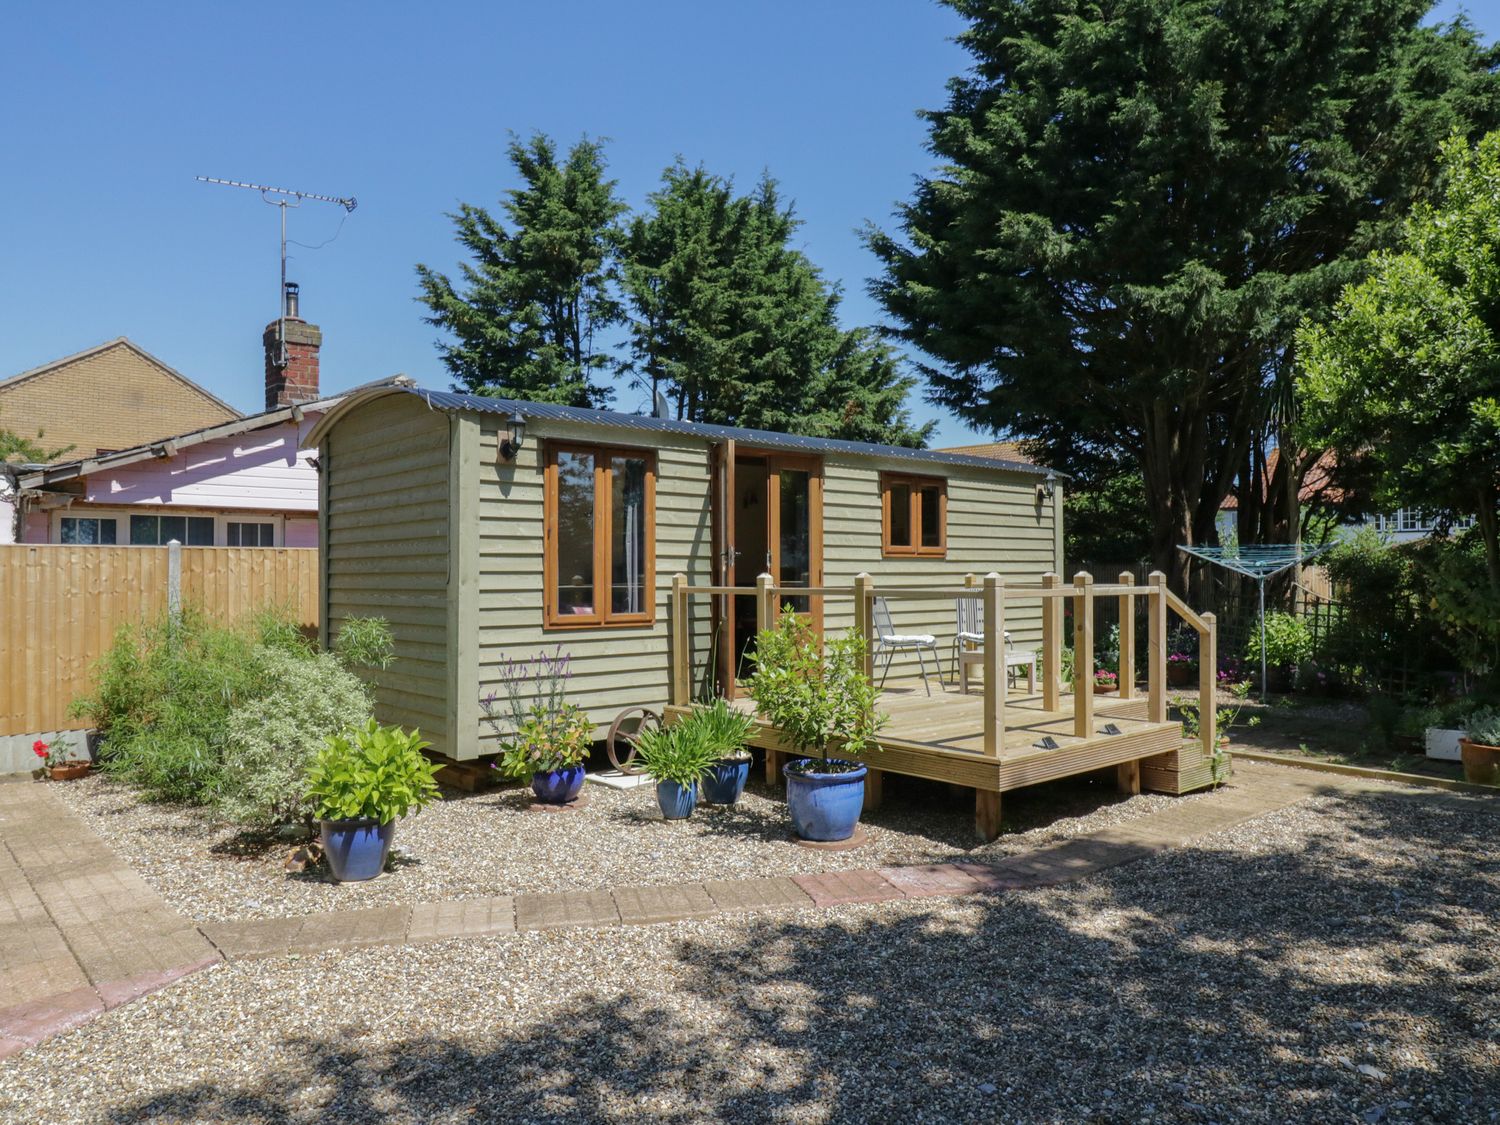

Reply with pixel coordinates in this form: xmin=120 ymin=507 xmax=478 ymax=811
xmin=666 ymin=681 xmax=1209 ymax=841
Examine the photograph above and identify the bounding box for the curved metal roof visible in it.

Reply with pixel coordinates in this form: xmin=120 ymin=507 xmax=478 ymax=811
xmin=390 ymin=386 xmax=1048 ymax=477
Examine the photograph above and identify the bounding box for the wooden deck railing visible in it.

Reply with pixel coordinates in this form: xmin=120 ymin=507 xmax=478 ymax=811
xmin=668 ymin=570 xmax=1217 ymax=760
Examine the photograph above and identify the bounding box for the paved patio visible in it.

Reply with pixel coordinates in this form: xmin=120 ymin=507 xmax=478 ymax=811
xmin=0 ymin=763 xmax=1459 ymax=1061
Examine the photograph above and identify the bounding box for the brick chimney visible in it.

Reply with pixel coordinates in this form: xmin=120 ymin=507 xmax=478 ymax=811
xmin=263 ymin=281 xmax=321 ymax=410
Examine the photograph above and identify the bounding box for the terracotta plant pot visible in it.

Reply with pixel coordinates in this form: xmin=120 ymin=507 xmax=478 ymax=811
xmin=1093 ymin=683 xmax=1118 ymax=695
xmin=46 ymin=762 xmax=90 ymax=781
xmin=1459 ymin=739 xmax=1500 ymax=786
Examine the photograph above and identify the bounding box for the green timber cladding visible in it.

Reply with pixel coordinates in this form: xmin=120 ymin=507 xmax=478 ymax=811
xmin=311 ymin=388 xmax=1061 ymax=762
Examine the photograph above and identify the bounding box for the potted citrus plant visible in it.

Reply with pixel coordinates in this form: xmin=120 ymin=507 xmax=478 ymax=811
xmin=631 ymin=714 xmax=723 ymax=820
xmin=482 ymin=648 xmax=593 ymax=804
xmin=747 ymin=608 xmax=885 ymax=842
xmin=305 ymin=720 xmax=441 ymax=882
xmin=1459 ymin=707 xmax=1500 ymax=786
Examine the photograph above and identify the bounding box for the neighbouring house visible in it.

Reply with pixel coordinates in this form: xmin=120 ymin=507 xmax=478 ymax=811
xmin=305 ymin=387 xmax=1064 ymax=763
xmin=936 ymin=440 xmax=1036 ymax=465
xmin=3 ymin=285 xmax=410 ymax=549
xmin=0 ymin=336 xmax=241 ymax=461
xmin=1218 ymin=448 xmax=1475 ymax=546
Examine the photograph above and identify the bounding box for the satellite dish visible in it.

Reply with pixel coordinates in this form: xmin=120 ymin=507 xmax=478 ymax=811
xmin=653 ymin=389 xmax=671 ymax=419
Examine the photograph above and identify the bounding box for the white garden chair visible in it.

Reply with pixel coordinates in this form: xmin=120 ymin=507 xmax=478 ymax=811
xmin=871 ymin=597 xmax=941 ymax=696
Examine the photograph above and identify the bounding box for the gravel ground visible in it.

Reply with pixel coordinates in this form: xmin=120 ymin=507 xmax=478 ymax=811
xmin=4 ymin=784 xmax=1496 ymax=1123
xmin=48 ymin=767 xmax=1215 ymax=922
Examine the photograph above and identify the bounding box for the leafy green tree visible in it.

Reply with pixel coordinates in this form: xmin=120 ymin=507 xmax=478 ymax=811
xmin=624 ymin=163 xmax=930 ymax=445
xmin=868 ymin=0 xmax=1500 ymax=588
xmin=416 ymin=134 xmax=626 ymax=407
xmin=1300 ymin=130 xmax=1500 ymax=597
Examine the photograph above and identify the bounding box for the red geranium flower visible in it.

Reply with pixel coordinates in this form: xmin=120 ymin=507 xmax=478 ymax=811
xmin=33 ymin=740 xmax=49 ymax=758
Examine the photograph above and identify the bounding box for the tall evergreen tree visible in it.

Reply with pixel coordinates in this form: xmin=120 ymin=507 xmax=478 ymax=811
xmin=868 ymin=0 xmax=1500 ymax=588
xmin=416 ymin=134 xmax=626 ymax=407
xmin=624 ymin=163 xmax=930 ymax=445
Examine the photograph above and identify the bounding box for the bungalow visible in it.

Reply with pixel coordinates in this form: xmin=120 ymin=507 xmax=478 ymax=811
xmin=305 ymin=386 xmax=1064 ymax=764
xmin=3 ymin=287 xmax=410 ymax=549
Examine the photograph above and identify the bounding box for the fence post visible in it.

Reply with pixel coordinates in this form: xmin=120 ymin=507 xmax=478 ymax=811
xmin=1117 ymin=570 xmax=1135 ymax=701
xmin=982 ymin=572 xmax=1004 ymax=757
xmin=670 ymin=573 xmax=689 ymax=706
xmin=1148 ymin=570 xmax=1167 ymax=723
xmin=167 ymin=539 xmax=182 ymax=622
xmin=1073 ymin=572 xmax=1094 ymax=739
xmin=755 ymin=572 xmax=775 ymax=635
xmin=1042 ymin=572 xmax=1061 ymax=711
xmin=1200 ymin=611 xmax=1218 ymax=760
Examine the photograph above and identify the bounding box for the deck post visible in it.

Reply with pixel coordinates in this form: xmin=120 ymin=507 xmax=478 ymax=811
xmin=855 ymin=572 xmax=875 ymax=683
xmin=975 ymin=789 xmax=1002 ymax=843
xmin=1073 ymin=572 xmax=1094 ymax=739
xmin=1147 ymin=570 xmax=1168 ymax=723
xmin=982 ymin=572 xmax=1004 ymax=757
xmin=670 ymin=573 xmax=689 ymax=706
xmin=1042 ymin=572 xmax=1061 ymax=711
xmin=1199 ymin=611 xmax=1218 ymax=760
xmin=1117 ymin=570 xmax=1135 ymax=701
xmin=756 ymin=572 xmax=784 ymax=784
xmin=864 ymin=767 xmax=884 ymax=812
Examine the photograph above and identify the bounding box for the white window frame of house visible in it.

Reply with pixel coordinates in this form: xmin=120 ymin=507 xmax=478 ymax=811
xmin=48 ymin=508 xmax=285 ymax=548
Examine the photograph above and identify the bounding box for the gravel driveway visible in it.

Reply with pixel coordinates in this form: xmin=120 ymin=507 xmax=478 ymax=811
xmin=48 ymin=769 xmax=1215 ymax=922
xmin=4 ymin=784 xmax=1496 ymax=1123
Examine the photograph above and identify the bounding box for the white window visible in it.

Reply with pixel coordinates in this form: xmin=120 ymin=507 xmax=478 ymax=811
xmin=60 ymin=516 xmax=117 ymax=545
xmin=226 ymin=521 xmax=276 ymax=547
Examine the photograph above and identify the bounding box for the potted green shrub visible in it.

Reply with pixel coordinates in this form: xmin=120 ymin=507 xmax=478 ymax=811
xmin=1459 ymin=708 xmax=1500 ymax=786
xmin=1244 ymin=612 xmax=1313 ymax=692
xmin=691 ymin=699 xmax=756 ymax=804
xmin=482 ymin=648 xmax=594 ymax=804
xmin=305 ymin=720 xmax=441 ymax=882
xmin=631 ymin=715 xmax=723 ymax=820
xmin=1167 ymin=652 xmax=1196 ymax=688
xmin=747 ymin=608 xmax=885 ymax=842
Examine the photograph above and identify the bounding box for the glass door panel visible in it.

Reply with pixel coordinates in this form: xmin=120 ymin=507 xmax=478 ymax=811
xmin=777 ymin=467 xmax=811 ymax=614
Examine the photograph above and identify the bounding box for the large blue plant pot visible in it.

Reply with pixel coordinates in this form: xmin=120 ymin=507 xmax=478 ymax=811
xmin=700 ymin=754 xmax=751 ymax=805
xmin=532 ymin=764 xmax=585 ymax=805
xmin=784 ymin=760 xmax=867 ymax=841
xmin=320 ymin=817 xmax=396 ymax=882
xmin=656 ymin=779 xmax=699 ymax=820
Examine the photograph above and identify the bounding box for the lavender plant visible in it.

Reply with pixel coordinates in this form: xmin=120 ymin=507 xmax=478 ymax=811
xmin=481 ymin=647 xmax=594 ymax=780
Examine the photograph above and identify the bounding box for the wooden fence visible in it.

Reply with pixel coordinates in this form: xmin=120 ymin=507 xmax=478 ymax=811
xmin=0 ymin=544 xmax=318 ymax=737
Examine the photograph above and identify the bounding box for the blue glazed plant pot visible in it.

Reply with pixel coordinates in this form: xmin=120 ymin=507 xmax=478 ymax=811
xmin=532 ymin=764 xmax=585 ymax=805
xmin=319 ymin=817 xmax=396 ymax=882
xmin=656 ymin=779 xmax=699 ymax=820
xmin=784 ymin=759 xmax=867 ymax=842
xmin=699 ymin=754 xmax=751 ymax=805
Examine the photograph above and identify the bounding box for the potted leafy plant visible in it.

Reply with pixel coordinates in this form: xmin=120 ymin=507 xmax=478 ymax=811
xmin=631 ymin=715 xmax=723 ymax=820
xmin=1244 ymin=612 xmax=1313 ymax=692
xmin=1093 ymin=669 xmax=1119 ymax=694
xmin=305 ymin=719 xmax=441 ymax=882
xmin=747 ymin=608 xmax=885 ymax=842
xmin=1459 ymin=707 xmax=1500 ymax=786
xmin=482 ymin=648 xmax=593 ymax=804
xmin=691 ymin=698 xmax=756 ymax=805
xmin=32 ymin=738 xmax=89 ymax=781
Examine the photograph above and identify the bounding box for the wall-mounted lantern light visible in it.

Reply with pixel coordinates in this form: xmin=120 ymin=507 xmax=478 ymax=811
xmin=501 ymin=412 xmax=527 ymax=460
xmin=1037 ymin=468 xmax=1057 ymax=504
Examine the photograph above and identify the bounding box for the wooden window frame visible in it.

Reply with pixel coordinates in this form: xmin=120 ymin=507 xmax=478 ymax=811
xmin=543 ymin=440 xmax=658 ymax=630
xmin=881 ymin=473 xmax=947 ymax=558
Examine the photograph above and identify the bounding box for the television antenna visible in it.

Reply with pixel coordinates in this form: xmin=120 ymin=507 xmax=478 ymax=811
xmin=196 ymin=176 xmax=358 ymax=366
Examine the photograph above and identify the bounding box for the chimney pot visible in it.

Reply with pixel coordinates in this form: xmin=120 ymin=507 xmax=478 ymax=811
xmin=284 ymin=281 xmax=301 ymax=320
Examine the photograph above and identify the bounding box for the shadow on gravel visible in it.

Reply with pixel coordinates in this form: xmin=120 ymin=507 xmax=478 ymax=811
xmin=108 ymin=785 xmax=1500 ymax=1124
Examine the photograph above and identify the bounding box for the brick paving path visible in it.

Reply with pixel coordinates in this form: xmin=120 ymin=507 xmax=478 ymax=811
xmin=0 ymin=762 xmax=1432 ymax=1061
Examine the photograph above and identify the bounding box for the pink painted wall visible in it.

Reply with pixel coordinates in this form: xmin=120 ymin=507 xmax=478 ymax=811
xmin=84 ymin=414 xmax=321 ymax=511
xmin=284 ymin=518 xmax=319 ymax=549
xmin=22 ymin=510 xmax=48 ymax=542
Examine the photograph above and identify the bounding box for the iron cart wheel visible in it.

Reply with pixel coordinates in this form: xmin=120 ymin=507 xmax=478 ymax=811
xmin=605 ymin=706 xmax=661 ymax=774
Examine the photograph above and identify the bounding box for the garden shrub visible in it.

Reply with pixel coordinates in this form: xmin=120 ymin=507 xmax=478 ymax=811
xmin=216 ymin=649 xmax=375 ymax=827
xmin=73 ymin=609 xmax=394 ymax=818
xmin=1243 ymin=611 xmax=1313 ymax=674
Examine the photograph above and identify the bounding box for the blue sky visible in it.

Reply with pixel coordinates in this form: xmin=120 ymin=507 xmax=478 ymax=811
xmin=3 ymin=1 xmax=1496 ymax=447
